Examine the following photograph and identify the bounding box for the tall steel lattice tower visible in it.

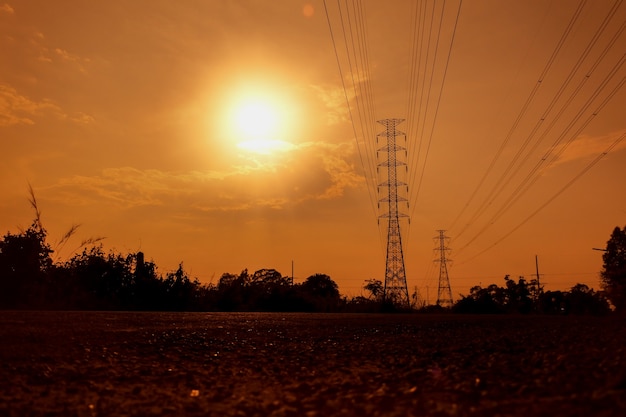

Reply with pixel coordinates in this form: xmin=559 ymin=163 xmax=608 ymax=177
xmin=435 ymin=230 xmax=453 ymax=307
xmin=377 ymin=119 xmax=410 ymax=307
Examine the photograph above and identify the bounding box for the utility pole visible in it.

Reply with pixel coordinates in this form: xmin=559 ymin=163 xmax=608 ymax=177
xmin=534 ymin=255 xmax=542 ymax=302
xmin=435 ymin=230 xmax=453 ymax=307
xmin=377 ymin=118 xmax=410 ymax=308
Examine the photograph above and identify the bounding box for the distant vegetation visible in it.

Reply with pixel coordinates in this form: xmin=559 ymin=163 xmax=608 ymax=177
xmin=450 ymin=277 xmax=610 ymax=315
xmin=0 ymin=217 xmax=343 ymax=312
xmin=1 ymin=194 xmax=624 ymax=314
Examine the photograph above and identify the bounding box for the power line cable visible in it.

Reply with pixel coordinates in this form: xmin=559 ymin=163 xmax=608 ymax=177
xmin=478 ymin=54 xmax=626 ymax=236
xmin=410 ymin=0 xmax=463 ymax=219
xmin=454 ymin=4 xmax=625 ymax=251
xmin=457 ymin=130 xmax=625 ymax=265
xmin=447 ymin=0 xmax=556 ymax=232
xmin=457 ymin=73 xmax=625 ymax=255
xmin=449 ymin=0 xmax=588 ymax=238
xmin=323 ymin=0 xmax=379 ymax=221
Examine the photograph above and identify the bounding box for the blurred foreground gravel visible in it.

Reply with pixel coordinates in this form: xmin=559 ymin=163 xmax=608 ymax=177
xmin=1 ymin=312 xmax=625 ymax=416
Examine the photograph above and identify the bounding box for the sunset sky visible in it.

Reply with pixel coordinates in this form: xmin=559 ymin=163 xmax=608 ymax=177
xmin=1 ymin=1 xmax=625 ymax=302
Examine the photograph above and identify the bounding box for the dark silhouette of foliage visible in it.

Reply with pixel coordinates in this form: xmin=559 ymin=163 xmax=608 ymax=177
xmin=526 ymin=278 xmax=543 ymax=310
xmin=600 ymin=225 xmax=626 ymax=312
xmin=248 ymin=269 xmax=294 ymax=311
xmin=453 ymin=278 xmax=609 ymax=316
xmin=350 ymin=278 xmax=414 ymax=313
xmin=0 ymin=221 xmax=52 ymax=308
xmin=3 ymin=194 xmax=337 ymax=312
xmin=162 ymin=264 xmax=201 ymax=311
xmin=300 ymin=274 xmax=341 ymax=312
xmin=452 ymin=284 xmax=505 ymax=314
xmin=363 ymin=279 xmax=384 ymax=301
xmin=212 ymin=269 xmax=340 ymax=312
xmin=344 ymin=295 xmax=377 ymax=313
xmin=565 ymin=284 xmax=610 ymax=315
xmin=539 ymin=290 xmax=567 ymax=314
xmin=343 ymin=279 xmax=389 ymax=313
xmin=0 ymin=200 xmax=620 ymax=314
xmin=301 ymin=274 xmax=339 ymax=298
xmin=61 ymin=246 xmax=135 ymax=309
xmin=216 ymin=270 xmax=251 ymax=311
xmin=131 ymin=252 xmax=163 ymax=310
xmin=504 ymin=275 xmax=533 ymax=314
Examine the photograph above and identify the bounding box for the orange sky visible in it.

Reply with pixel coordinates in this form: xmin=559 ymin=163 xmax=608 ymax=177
xmin=1 ymin=1 xmax=625 ymax=302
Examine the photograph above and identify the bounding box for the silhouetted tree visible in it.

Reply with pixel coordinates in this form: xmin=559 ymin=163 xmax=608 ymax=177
xmin=212 ymin=269 xmax=343 ymax=312
xmin=455 ymin=278 xmax=610 ymax=316
xmin=131 ymin=252 xmax=162 ymax=310
xmin=452 ymin=284 xmax=505 ymax=314
xmin=527 ymin=277 xmax=543 ymax=311
xmin=504 ymin=275 xmax=532 ymax=314
xmin=345 ymin=295 xmax=377 ymax=313
xmin=216 ymin=270 xmax=250 ymax=311
xmin=453 ymin=277 xmax=533 ymax=314
xmin=363 ymin=279 xmax=384 ymax=302
xmin=566 ymin=283 xmax=610 ymax=315
xmin=0 ymin=221 xmax=53 ymax=308
xmin=301 ymin=274 xmax=341 ymax=312
xmin=600 ymin=225 xmax=626 ymax=312
xmin=539 ymin=290 xmax=566 ymax=314
xmin=250 ymin=268 xmax=288 ymax=288
xmin=61 ymin=246 xmax=137 ymax=309
xmin=243 ymin=268 xmax=289 ymax=310
xmin=218 ymin=272 xmax=242 ymax=289
xmin=162 ymin=263 xmax=201 ymax=311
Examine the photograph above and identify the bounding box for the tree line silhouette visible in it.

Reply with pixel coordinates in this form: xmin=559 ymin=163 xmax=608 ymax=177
xmin=1 ymin=195 xmax=624 ymax=314
xmin=0 ymin=218 xmax=346 ymax=312
xmin=451 ymin=276 xmax=610 ymax=315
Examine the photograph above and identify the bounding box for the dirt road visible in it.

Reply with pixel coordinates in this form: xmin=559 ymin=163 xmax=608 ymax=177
xmin=1 ymin=312 xmax=625 ymax=416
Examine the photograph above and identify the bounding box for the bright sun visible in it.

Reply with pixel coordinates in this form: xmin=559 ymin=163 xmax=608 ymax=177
xmin=234 ymin=100 xmax=277 ymax=140
xmin=227 ymin=89 xmax=296 ymax=155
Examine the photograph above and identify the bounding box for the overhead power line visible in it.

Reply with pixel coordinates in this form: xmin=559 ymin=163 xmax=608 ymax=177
xmin=457 ymin=131 xmax=626 ymax=265
xmin=449 ymin=0 xmax=589 ymax=236
xmin=457 ymin=53 xmax=626 ymax=254
xmin=323 ymin=0 xmax=379 ymax=223
xmin=450 ymin=0 xmax=625 ymax=259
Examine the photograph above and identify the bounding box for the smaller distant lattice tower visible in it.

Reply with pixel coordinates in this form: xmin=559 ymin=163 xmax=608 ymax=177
xmin=377 ymin=118 xmax=410 ymax=308
xmin=435 ymin=230 xmax=453 ymax=307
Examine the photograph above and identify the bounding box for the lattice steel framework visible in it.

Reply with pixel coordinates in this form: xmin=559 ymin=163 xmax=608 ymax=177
xmin=377 ymin=119 xmax=410 ymax=308
xmin=435 ymin=230 xmax=453 ymax=307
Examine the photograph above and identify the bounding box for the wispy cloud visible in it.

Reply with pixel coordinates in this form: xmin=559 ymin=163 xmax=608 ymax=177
xmin=306 ymin=141 xmax=364 ymax=199
xmin=32 ymin=43 xmax=91 ymax=72
xmin=0 ymin=3 xmax=13 ymax=14
xmin=48 ymin=167 xmax=221 ymax=207
xmin=0 ymin=84 xmax=94 ymax=126
xmin=50 ymin=47 xmax=91 ymax=72
xmin=43 ymin=140 xmax=364 ymax=212
xmin=310 ymin=68 xmax=372 ymax=128
xmin=3 ymin=22 xmax=91 ymax=72
xmin=311 ymin=84 xmax=351 ymax=126
xmin=0 ymin=84 xmax=58 ymax=126
xmin=552 ymin=130 xmax=626 ymax=166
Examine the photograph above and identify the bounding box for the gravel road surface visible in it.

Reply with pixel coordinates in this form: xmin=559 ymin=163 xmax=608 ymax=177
xmin=1 ymin=312 xmax=625 ymax=416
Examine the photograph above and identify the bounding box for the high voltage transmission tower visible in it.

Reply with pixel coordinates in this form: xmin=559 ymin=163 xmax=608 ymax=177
xmin=377 ymin=119 xmax=410 ymax=308
xmin=435 ymin=230 xmax=453 ymax=307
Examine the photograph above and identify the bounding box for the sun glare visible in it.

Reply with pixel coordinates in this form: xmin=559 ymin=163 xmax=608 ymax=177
xmin=237 ymin=139 xmax=294 ymax=154
xmin=234 ymin=101 xmax=278 ymax=140
xmin=224 ymin=86 xmax=298 ymax=155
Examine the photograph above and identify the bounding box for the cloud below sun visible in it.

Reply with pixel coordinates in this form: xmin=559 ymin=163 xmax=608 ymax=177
xmin=42 ymin=140 xmax=363 ymax=214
